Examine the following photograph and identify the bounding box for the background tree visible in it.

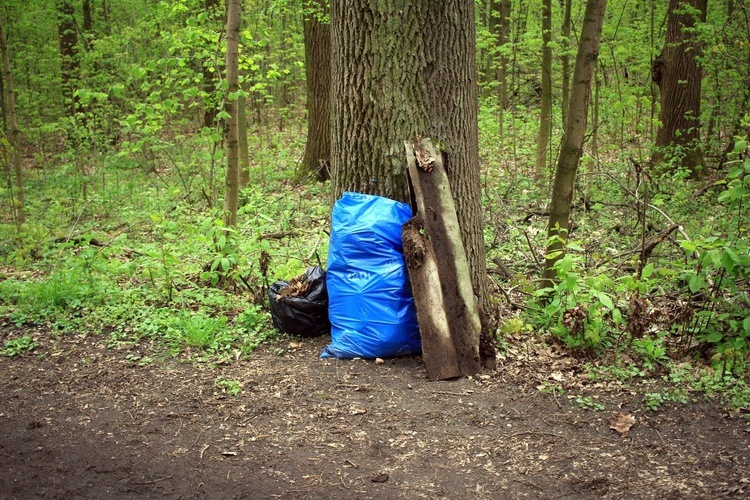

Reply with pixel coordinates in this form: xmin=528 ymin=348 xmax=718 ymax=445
xmin=543 ymin=0 xmax=608 ymax=287
xmin=298 ymin=0 xmax=331 ymax=182
xmin=489 ymin=0 xmax=511 ymax=145
xmin=559 ymin=0 xmax=572 ymax=128
xmin=535 ymin=0 xmax=553 ymax=183
xmin=330 ymin=0 xmax=494 ymax=360
xmin=0 ymin=15 xmax=24 ymax=226
xmin=57 ymin=0 xmax=79 ymax=119
xmin=224 ymin=0 xmax=241 ymax=227
xmin=652 ymin=0 xmax=708 ymax=175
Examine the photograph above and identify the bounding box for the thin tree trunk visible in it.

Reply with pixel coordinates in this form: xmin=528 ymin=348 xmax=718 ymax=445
xmin=543 ymin=0 xmax=608 ymax=287
xmin=238 ymin=93 xmax=250 ymax=186
xmin=82 ymin=0 xmax=93 ymax=50
xmin=0 ymin=57 xmax=5 ymax=132
xmin=535 ymin=0 xmax=553 ymax=182
xmin=57 ymin=0 xmax=79 ymax=118
xmin=592 ymin=65 xmax=600 ymax=157
xmin=649 ymin=0 xmax=656 ymax=143
xmin=299 ymin=0 xmax=331 ymax=181
xmin=0 ymin=18 xmax=25 ymax=226
xmin=223 ymin=0 xmax=241 ymax=227
xmin=203 ymin=0 xmax=221 ymax=129
xmin=560 ymin=0 xmax=572 ymax=128
xmin=491 ymin=0 xmax=511 ymax=146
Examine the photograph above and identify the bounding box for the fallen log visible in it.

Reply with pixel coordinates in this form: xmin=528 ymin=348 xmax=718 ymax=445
xmin=402 ymin=138 xmax=482 ymax=381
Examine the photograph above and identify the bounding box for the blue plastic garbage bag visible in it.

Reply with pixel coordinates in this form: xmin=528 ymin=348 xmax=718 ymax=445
xmin=321 ymin=192 xmax=421 ymax=359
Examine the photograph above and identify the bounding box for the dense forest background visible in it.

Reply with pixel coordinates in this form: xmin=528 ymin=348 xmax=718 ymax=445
xmin=1 ymin=1 xmax=749 ymax=410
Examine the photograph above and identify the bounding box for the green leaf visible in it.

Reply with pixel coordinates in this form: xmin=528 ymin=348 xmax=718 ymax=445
xmin=596 ymin=292 xmax=614 ymax=310
xmin=680 ymin=240 xmax=697 ymax=252
xmin=706 ymin=332 xmax=723 ymax=343
xmin=688 ymin=274 xmax=705 ymax=293
xmin=743 ymin=317 xmax=750 ymax=335
xmin=722 ymin=247 xmax=740 ymax=273
xmin=612 ymin=308 xmax=623 ymax=325
xmin=564 ymin=273 xmax=577 ymax=291
xmin=641 ymin=263 xmax=654 ymax=280
xmin=728 ymin=166 xmax=743 ymax=179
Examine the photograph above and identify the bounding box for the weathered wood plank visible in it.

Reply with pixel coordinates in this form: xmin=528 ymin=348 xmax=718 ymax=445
xmin=402 ymin=138 xmax=482 ymax=380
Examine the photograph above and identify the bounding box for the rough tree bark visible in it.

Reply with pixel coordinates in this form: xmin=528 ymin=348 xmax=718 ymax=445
xmin=543 ymin=0 xmax=608 ymax=287
xmin=299 ymin=0 xmax=331 ymax=182
xmin=535 ymin=0 xmax=553 ymax=182
xmin=223 ymin=0 xmax=241 ymax=227
xmin=652 ymin=0 xmax=707 ymax=175
xmin=330 ymin=0 xmax=495 ymax=367
xmin=0 ymin=17 xmax=24 ymax=226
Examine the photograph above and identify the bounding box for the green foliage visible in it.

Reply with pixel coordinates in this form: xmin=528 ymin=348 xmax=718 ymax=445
xmin=531 ymin=247 xmax=625 ymax=350
xmin=643 ymin=389 xmax=689 ymax=412
xmin=575 ymin=396 xmax=605 ymax=412
xmin=3 ymin=335 xmax=38 ymax=357
xmin=632 ymin=336 xmax=669 ymax=371
xmin=199 ymin=213 xmax=240 ymax=287
xmin=672 ymin=138 xmax=750 ymax=375
xmin=215 ymin=376 xmax=243 ymax=397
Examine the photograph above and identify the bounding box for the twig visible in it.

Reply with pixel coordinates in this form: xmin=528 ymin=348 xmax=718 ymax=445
xmin=134 ymin=476 xmax=173 ymax=485
xmin=306 ymin=231 xmax=324 ymax=261
xmin=511 ymin=431 xmax=561 ymax=438
xmin=260 ymin=230 xmax=297 ymax=240
xmin=522 ymin=230 xmax=543 ymax=270
xmin=429 ymin=390 xmax=472 ymax=397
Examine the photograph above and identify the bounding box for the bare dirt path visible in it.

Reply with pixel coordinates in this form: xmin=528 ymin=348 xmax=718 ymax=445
xmin=1 ymin=330 xmax=749 ymax=499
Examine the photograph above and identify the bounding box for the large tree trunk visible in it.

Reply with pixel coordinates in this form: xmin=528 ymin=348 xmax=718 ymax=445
xmin=223 ymin=0 xmax=241 ymax=227
xmin=330 ymin=0 xmax=494 ymax=367
xmin=535 ymin=0 xmax=553 ymax=182
xmin=543 ymin=0 xmax=608 ymax=287
xmin=299 ymin=0 xmax=331 ymax=182
xmin=0 ymin=17 xmax=24 ymax=226
xmin=652 ymin=0 xmax=707 ymax=175
xmin=57 ymin=0 xmax=79 ymax=118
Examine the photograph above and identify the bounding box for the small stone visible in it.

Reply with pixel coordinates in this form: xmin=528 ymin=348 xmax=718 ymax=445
xmin=375 ymin=358 xmax=385 ymax=365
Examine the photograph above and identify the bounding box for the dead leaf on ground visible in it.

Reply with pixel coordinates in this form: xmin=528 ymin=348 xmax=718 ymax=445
xmin=609 ymin=412 xmax=636 ymax=435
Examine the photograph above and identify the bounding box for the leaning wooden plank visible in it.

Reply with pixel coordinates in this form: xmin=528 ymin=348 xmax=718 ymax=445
xmin=402 ymin=138 xmax=482 ymax=380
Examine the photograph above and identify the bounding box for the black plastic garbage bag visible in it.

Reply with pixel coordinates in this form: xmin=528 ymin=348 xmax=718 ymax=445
xmin=268 ymin=266 xmax=330 ymax=337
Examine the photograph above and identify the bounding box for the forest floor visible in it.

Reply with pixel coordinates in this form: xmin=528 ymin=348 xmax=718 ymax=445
xmin=1 ymin=325 xmax=749 ymax=500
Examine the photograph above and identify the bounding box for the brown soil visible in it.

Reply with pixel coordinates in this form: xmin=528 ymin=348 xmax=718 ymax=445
xmin=1 ymin=328 xmax=749 ymax=499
